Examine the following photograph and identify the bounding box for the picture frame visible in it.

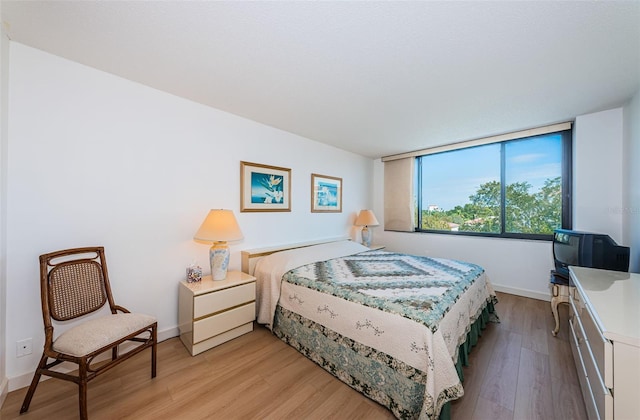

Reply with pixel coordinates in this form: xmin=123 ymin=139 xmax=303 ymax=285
xmin=311 ymin=173 xmax=342 ymax=213
xmin=240 ymin=161 xmax=291 ymax=212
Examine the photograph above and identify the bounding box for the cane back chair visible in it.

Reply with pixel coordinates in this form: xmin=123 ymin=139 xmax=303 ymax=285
xmin=20 ymin=247 xmax=157 ymax=419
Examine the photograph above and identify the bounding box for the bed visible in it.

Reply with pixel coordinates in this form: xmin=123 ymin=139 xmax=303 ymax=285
xmin=241 ymin=239 xmax=497 ymax=420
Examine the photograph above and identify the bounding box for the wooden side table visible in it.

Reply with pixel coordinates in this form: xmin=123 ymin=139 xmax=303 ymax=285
xmin=178 ymin=271 xmax=256 ymax=355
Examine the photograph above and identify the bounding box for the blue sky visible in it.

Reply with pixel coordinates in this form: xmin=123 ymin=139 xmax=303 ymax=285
xmin=420 ymin=134 xmax=562 ymax=211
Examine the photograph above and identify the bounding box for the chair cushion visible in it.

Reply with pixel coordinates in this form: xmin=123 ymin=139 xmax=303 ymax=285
xmin=53 ymin=313 xmax=156 ymax=357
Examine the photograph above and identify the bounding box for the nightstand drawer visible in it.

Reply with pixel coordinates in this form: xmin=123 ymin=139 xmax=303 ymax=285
xmin=194 ymin=282 xmax=255 ymax=319
xmin=193 ymin=302 xmax=256 ymax=343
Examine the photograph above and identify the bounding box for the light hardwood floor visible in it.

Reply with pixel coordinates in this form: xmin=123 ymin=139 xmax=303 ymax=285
xmin=2 ymin=292 xmax=587 ymax=419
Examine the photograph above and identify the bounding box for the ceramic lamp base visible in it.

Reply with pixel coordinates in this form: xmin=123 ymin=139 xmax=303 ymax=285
xmin=209 ymin=241 xmax=230 ymax=280
xmin=361 ymin=226 xmax=371 ymax=247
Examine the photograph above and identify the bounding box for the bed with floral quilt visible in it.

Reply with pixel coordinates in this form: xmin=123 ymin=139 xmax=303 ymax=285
xmin=242 ymin=240 xmax=497 ymax=420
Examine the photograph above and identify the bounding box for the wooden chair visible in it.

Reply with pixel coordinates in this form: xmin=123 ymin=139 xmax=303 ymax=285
xmin=20 ymin=247 xmax=157 ymax=419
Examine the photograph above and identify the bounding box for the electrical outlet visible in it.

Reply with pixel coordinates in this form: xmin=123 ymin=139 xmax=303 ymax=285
xmin=16 ymin=338 xmax=33 ymax=357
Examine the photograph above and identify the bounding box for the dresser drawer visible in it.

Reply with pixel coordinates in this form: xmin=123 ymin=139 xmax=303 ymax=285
xmin=193 ymin=302 xmax=255 ymax=343
xmin=194 ymin=282 xmax=255 ymax=319
xmin=570 ymin=297 xmax=613 ymax=420
xmin=581 ymin=306 xmax=613 ymax=388
xmin=569 ymin=318 xmax=600 ymax=420
xmin=571 ymin=288 xmax=614 ymax=388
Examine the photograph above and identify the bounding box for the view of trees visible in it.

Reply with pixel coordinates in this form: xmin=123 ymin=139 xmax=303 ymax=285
xmin=419 ymin=176 xmax=561 ymax=234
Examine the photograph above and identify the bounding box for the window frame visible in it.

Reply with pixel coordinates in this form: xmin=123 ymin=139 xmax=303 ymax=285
xmin=415 ymin=129 xmax=573 ymax=240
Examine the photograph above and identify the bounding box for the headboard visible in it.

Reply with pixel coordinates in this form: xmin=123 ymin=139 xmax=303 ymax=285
xmin=241 ymin=236 xmax=350 ymax=275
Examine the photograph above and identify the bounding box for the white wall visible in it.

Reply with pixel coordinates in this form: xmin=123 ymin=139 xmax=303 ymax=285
xmin=573 ymin=108 xmax=625 ymax=243
xmin=0 ymin=6 xmax=10 ymax=406
xmin=5 ymin=42 xmax=373 ymax=390
xmin=623 ymin=91 xmax=640 ymax=273
xmin=372 ymin=107 xmax=627 ymax=300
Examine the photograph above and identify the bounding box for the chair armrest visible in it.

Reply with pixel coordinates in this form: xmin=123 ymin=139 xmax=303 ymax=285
xmin=113 ymin=305 xmax=131 ymax=314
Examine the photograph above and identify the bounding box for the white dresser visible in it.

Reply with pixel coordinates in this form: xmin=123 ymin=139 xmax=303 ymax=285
xmin=178 ymin=271 xmax=256 ymax=356
xmin=568 ymin=266 xmax=640 ymax=420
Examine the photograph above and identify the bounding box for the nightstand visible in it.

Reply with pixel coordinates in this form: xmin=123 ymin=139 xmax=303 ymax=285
xmin=178 ymin=271 xmax=256 ymax=355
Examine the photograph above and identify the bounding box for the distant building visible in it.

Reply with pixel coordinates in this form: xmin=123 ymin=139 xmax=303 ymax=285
xmin=427 ymin=204 xmax=441 ymax=212
xmin=466 ymin=217 xmax=484 ymax=225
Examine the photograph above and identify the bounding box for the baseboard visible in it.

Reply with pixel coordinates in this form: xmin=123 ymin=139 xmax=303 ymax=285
xmin=158 ymin=326 xmax=178 ymax=343
xmin=8 ymin=369 xmax=32 ymax=393
xmin=493 ymin=284 xmax=551 ymax=302
xmin=8 ymin=326 xmax=180 ymax=392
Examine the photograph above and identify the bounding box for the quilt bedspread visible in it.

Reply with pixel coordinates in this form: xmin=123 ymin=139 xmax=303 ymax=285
xmin=274 ymin=249 xmax=496 ymax=419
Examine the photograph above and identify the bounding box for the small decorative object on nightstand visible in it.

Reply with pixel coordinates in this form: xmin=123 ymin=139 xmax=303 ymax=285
xmin=178 ymin=271 xmax=256 ymax=356
xmin=355 ymin=209 xmax=379 ymax=247
xmin=186 ymin=264 xmax=202 ymax=283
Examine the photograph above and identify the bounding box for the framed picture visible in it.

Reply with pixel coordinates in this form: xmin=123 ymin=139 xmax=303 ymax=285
xmin=241 ymin=161 xmax=291 ymax=212
xmin=311 ymin=173 xmax=342 ymax=213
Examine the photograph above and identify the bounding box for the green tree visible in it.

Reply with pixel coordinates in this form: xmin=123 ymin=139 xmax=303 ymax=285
xmin=464 ymin=181 xmax=501 ymax=233
xmin=533 ymin=176 xmax=562 ymax=233
xmin=506 ymin=181 xmax=537 ymax=233
xmin=420 ymin=211 xmax=451 ymax=230
xmin=417 ymin=177 xmax=561 ymax=234
xmin=505 ymin=178 xmax=561 ymax=234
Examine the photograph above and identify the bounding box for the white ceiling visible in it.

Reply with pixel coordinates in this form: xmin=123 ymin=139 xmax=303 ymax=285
xmin=2 ymin=1 xmax=639 ymax=159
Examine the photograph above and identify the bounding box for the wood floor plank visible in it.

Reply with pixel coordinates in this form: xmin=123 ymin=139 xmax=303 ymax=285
xmin=548 ymin=328 xmax=581 ymax=388
xmin=260 ymin=382 xmax=335 ymax=419
xmin=450 ymin=321 xmax=499 ymax=418
xmin=551 ymin=376 xmax=588 ymax=420
xmin=495 ymin=291 xmax=526 ymax=333
xmin=478 ymin=328 xmax=522 ymax=410
xmin=514 ymin=347 xmax=554 ymax=419
xmin=1 ymin=292 xmax=586 ymax=420
xmin=521 ymin=298 xmax=550 ymax=355
xmin=472 ymin=396 xmax=514 ymax=420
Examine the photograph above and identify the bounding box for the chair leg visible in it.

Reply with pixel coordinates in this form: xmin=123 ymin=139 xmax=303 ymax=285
xmin=151 ymin=325 xmax=157 ymax=378
xmin=78 ymin=359 xmax=89 ymax=420
xmin=20 ymin=353 xmax=48 ymax=413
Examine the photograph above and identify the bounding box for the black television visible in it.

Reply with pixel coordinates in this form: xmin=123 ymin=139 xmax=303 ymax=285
xmin=553 ymin=229 xmax=630 ymax=278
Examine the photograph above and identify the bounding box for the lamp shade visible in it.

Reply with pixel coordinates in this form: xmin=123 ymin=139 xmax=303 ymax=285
xmin=355 ymin=209 xmax=379 ymax=227
xmin=194 ymin=209 xmax=244 ymax=242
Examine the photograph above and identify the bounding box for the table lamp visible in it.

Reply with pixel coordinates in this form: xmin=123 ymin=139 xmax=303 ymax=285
xmin=355 ymin=209 xmax=379 ymax=247
xmin=194 ymin=209 xmax=244 ymax=280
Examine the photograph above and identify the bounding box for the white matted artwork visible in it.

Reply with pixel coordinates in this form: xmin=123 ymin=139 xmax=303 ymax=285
xmin=311 ymin=173 xmax=342 ymax=213
xmin=241 ymin=161 xmax=291 ymax=212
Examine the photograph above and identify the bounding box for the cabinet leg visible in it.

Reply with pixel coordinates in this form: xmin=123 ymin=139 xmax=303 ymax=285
xmin=550 ymin=297 xmax=560 ymax=337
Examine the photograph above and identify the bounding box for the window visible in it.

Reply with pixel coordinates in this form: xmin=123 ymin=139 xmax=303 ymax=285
xmin=415 ymin=128 xmax=572 ymax=239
